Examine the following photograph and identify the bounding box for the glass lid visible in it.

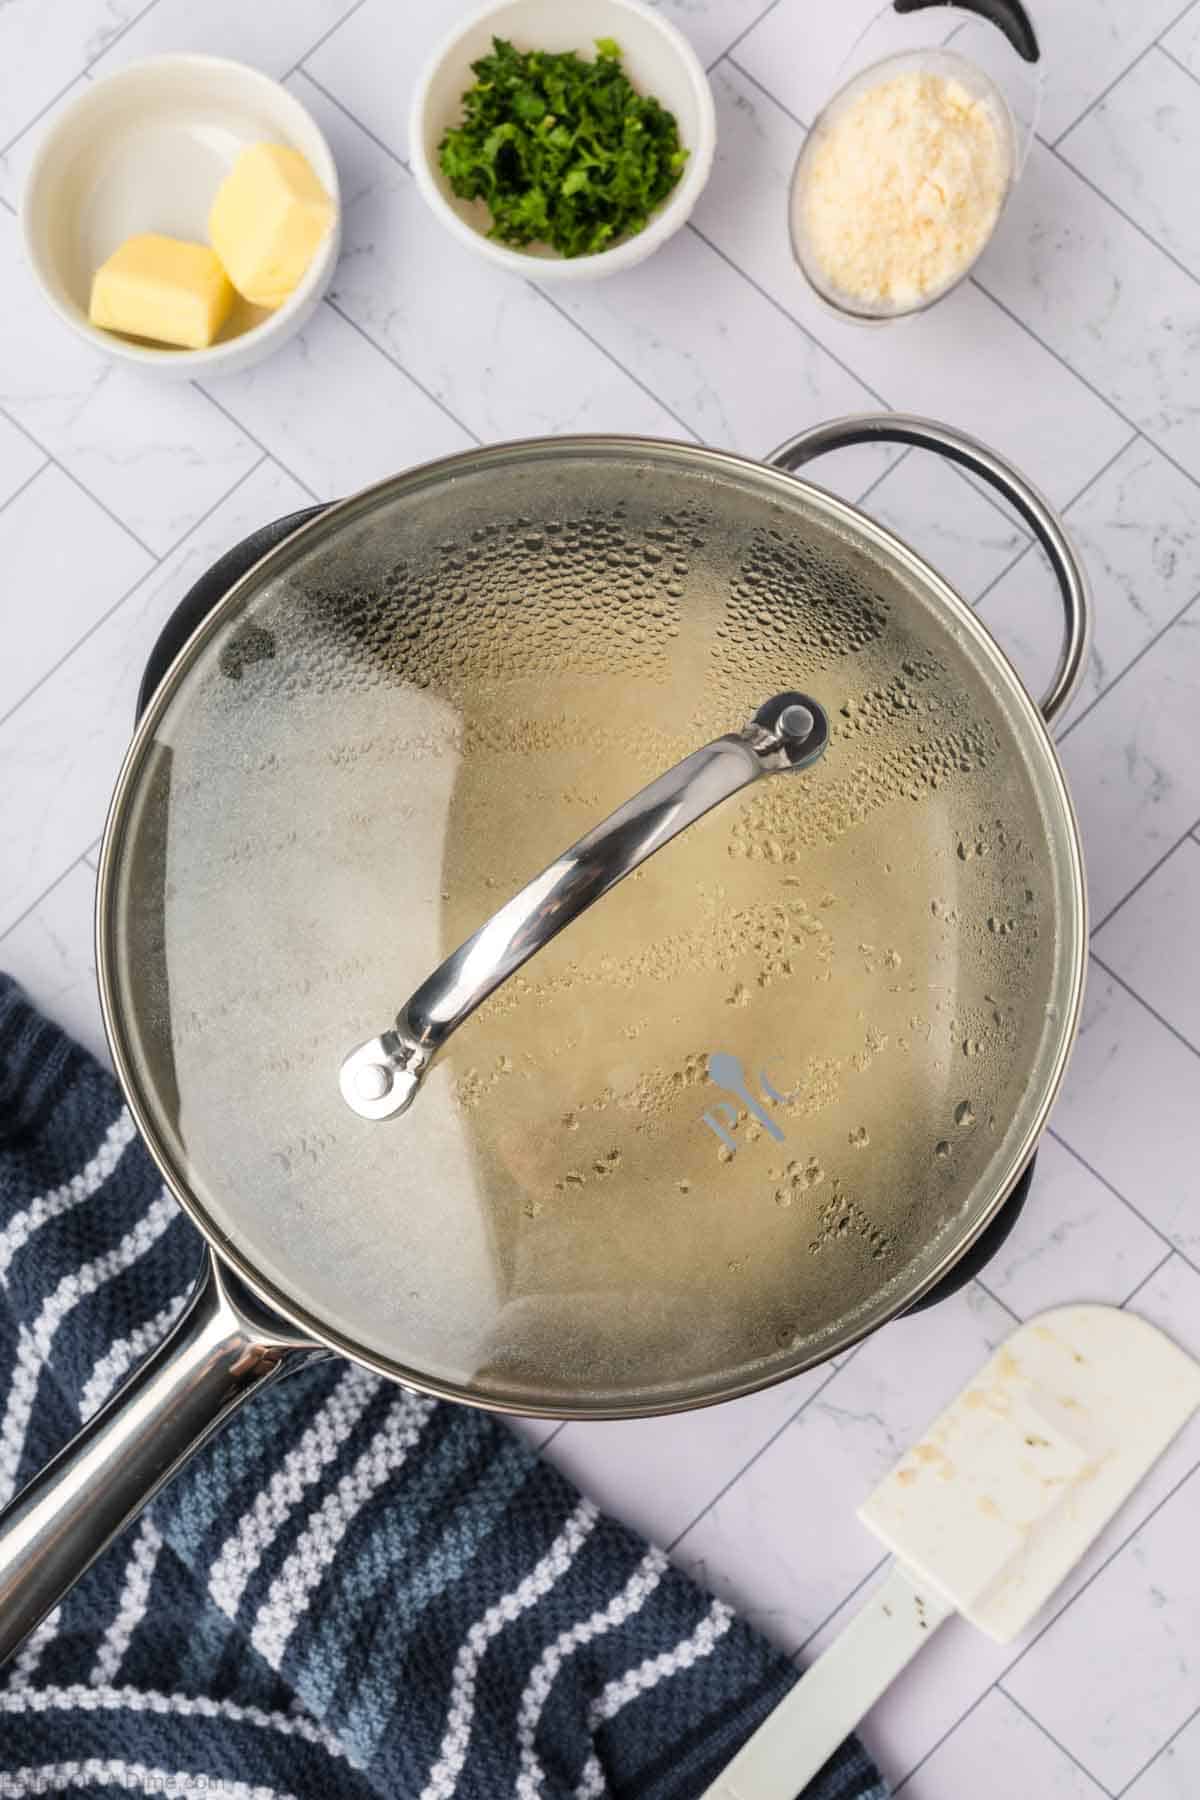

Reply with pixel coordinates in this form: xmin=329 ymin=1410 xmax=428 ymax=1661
xmin=98 ymin=440 xmax=1084 ymax=1415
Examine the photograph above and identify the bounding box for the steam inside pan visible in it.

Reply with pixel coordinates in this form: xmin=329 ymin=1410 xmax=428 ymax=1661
xmin=107 ymin=444 xmax=1081 ymax=1413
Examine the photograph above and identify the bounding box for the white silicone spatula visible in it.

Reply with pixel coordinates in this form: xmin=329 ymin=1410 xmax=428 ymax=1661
xmin=705 ymin=1305 xmax=1200 ymax=1800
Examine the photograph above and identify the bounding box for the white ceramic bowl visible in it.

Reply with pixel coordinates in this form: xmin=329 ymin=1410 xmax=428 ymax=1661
xmin=21 ymin=54 xmax=341 ymax=377
xmin=409 ymin=0 xmax=716 ymax=279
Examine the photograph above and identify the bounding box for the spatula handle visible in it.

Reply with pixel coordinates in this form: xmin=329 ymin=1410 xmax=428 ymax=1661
xmin=705 ymin=1563 xmax=952 ymax=1800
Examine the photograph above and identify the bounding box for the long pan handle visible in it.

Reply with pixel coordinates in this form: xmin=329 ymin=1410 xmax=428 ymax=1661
xmin=0 ymin=1250 xmax=320 ymax=1665
xmin=705 ymin=1563 xmax=953 ymax=1799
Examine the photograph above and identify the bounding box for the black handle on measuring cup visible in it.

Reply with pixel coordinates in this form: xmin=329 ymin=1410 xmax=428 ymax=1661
xmin=894 ymin=0 xmax=1040 ymax=62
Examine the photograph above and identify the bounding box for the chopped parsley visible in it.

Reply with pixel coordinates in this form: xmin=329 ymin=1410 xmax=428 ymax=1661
xmin=437 ymin=37 xmax=689 ymax=259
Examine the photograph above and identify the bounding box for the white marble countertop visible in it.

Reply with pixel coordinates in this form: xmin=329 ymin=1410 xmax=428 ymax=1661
xmin=3 ymin=1 xmax=1200 ymax=1793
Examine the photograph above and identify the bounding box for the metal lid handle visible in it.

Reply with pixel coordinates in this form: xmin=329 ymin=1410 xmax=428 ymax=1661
xmin=340 ymin=693 xmax=829 ymax=1121
xmin=769 ymin=414 xmax=1091 ymax=728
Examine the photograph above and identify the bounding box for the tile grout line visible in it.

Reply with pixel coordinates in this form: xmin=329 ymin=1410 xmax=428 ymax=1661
xmin=0 ymin=451 xmax=268 ymax=736
xmin=1119 ymin=1245 xmax=1178 ymax=1309
xmin=296 ymin=66 xmax=416 ymax=171
xmin=297 ymin=64 xmax=704 ymax=449
xmin=690 ymin=181 xmax=1105 ymax=544
xmin=724 ymin=53 xmax=809 ymax=129
xmin=0 ymin=76 xmax=83 ymax=160
xmin=260 ymin=74 xmax=488 ymax=448
xmin=1049 ymin=0 xmax=1200 ymax=150
xmin=1048 ymin=428 xmax=1140 ymax=517
xmin=0 ymin=847 xmax=103 ymax=948
xmin=997 ymin=1687 xmax=1116 ymax=1796
xmin=899 ymin=1444 xmax=1200 ymax=1788
xmin=970 ymin=275 xmax=1200 ymax=506
xmin=193 ymin=383 xmax=322 ymax=503
xmin=706 ymin=0 xmax=791 ymax=73
xmin=285 ymin=60 xmax=703 ymax=455
xmin=1046 ymin=1127 xmax=1200 ymax=1284
xmin=1090 ymin=950 xmax=1200 ymax=1062
xmin=1089 ymin=816 xmax=1200 ymax=937
xmin=0 ymin=0 xmax=166 ymax=160
xmin=1049 ymin=135 xmax=1200 ymax=292
xmin=970 ymin=535 xmax=1038 ymax=613
xmin=719 ymin=24 xmax=1187 ymax=554
xmin=0 ymin=0 xmax=363 ymax=175
xmin=664 ymin=1349 xmax=863 ymax=1555
xmin=280 ymin=0 xmax=371 ymax=82
xmin=295 ymin=68 xmax=705 ymax=450
xmin=0 ymin=402 xmax=159 ymax=560
xmin=886 ymin=435 xmax=1044 ymax=545
xmin=530 ymin=287 xmax=704 ymax=446
xmin=727 ymin=19 xmax=1053 ymax=555
xmin=0 ymin=456 xmax=52 ymax=523
xmin=298 ymin=33 xmax=1073 ymax=516
xmin=972 ymin=1276 xmax=1021 ymax=1324
xmin=69 ymin=0 xmax=165 ymax=71
xmin=853 ymin=444 xmax=912 ymax=508
xmin=1158 ymin=40 xmax=1200 ymax=85
xmin=794 ymin=1553 xmax=890 ymax=1660
xmin=939 ymin=463 xmax=1040 ymax=546
xmin=727 ymin=19 xmax=1200 ymax=302
xmin=893 ymin=1683 xmax=998 ymax=1792
xmin=1154 ymin=0 xmax=1200 ymax=47
xmin=712 ymin=54 xmax=1194 ymax=522
xmin=1059 ymin=588 xmax=1200 ymax=744
xmin=686 ymin=220 xmax=893 ymax=415
xmin=1050 ymin=40 xmax=1160 ymax=148
xmin=972 ymin=428 xmax=1138 ymax=615
xmin=1114 ymin=1697 xmax=1200 ymax=1796
xmin=323 ymin=296 xmax=482 ymax=445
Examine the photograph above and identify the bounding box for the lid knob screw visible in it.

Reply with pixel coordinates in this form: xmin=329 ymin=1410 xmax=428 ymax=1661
xmin=778 ymin=703 xmax=816 ymax=741
xmin=355 ymin=1062 xmax=393 ymax=1102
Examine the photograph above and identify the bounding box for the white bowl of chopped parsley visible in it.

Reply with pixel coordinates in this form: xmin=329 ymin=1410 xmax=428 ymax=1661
xmin=409 ymin=0 xmax=716 ymax=278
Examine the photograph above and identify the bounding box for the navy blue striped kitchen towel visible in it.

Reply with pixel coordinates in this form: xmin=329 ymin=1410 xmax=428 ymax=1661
xmin=0 ymin=973 xmax=885 ymax=1800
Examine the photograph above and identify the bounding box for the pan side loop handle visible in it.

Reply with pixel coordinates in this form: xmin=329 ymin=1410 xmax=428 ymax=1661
xmin=340 ymin=692 xmax=830 ymax=1122
xmin=768 ymin=414 xmax=1091 ymax=729
xmin=893 ymin=0 xmax=1040 ymax=63
xmin=0 ymin=1250 xmax=323 ymax=1667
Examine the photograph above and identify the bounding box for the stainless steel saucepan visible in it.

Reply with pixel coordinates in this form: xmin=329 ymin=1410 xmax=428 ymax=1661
xmin=0 ymin=416 xmax=1089 ymax=1662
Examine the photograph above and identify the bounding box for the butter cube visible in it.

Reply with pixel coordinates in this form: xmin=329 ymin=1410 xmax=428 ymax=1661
xmin=89 ymin=234 xmax=235 ymax=350
xmin=209 ymin=144 xmax=334 ymax=311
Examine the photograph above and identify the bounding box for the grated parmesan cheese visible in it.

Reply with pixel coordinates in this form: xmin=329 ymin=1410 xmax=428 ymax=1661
xmin=796 ymin=66 xmax=1011 ymax=313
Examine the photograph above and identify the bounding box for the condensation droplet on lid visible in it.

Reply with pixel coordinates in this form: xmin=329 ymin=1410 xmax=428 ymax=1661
xmin=935 ymin=1140 xmax=951 ymax=1158
xmin=954 ymin=1101 xmax=975 ymax=1128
